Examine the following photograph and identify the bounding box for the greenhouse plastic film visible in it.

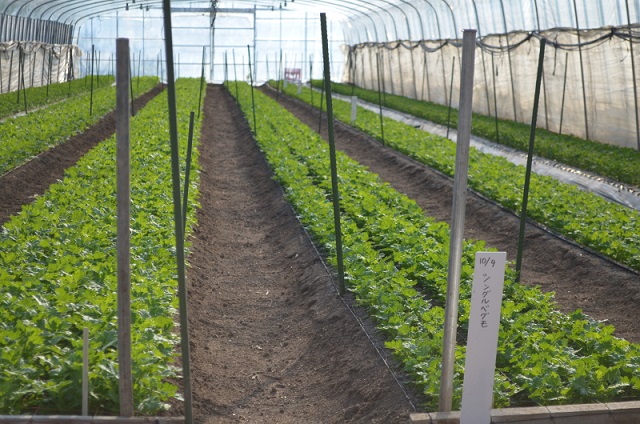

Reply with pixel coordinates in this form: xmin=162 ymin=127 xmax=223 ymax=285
xmin=345 ymin=26 xmax=640 ymax=150
xmin=0 ymin=42 xmax=81 ymax=93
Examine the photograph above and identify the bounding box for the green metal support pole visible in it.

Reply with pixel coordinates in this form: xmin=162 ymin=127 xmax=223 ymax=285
xmin=183 ymin=111 xmax=195 ymax=238
xmin=19 ymin=49 xmax=28 ymax=114
xmin=446 ymin=56 xmax=455 ymax=139
xmin=375 ymin=51 xmax=385 ymax=146
xmin=90 ymin=44 xmax=94 ymax=116
xmin=491 ymin=52 xmax=500 ymax=143
xmin=515 ymin=39 xmax=546 ymax=283
xmin=198 ymin=46 xmax=205 ymax=118
xmin=232 ymin=49 xmax=239 ymax=102
xmin=161 ymin=1 xmax=193 ymax=423
xmin=247 ymin=45 xmax=257 ymax=136
xmin=559 ymin=53 xmax=569 ymax=134
xmin=320 ymin=13 xmax=345 ymax=296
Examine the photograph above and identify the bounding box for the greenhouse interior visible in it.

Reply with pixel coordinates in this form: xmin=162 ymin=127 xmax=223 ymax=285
xmin=2 ymin=0 xmax=640 ymax=423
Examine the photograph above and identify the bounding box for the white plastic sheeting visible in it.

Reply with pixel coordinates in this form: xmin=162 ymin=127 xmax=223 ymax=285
xmin=0 ymin=41 xmax=81 ymax=93
xmin=344 ymin=26 xmax=640 ymax=150
xmin=345 ymin=0 xmax=640 ymax=44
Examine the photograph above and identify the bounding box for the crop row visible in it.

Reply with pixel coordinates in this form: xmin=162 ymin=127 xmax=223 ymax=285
xmin=278 ymin=82 xmax=640 ymax=272
xmin=0 ymin=76 xmax=115 ymax=120
xmin=232 ymin=82 xmax=640 ymax=410
xmin=0 ymin=78 xmax=202 ymax=414
xmin=313 ymin=80 xmax=640 ymax=188
xmin=0 ymin=76 xmax=158 ymax=176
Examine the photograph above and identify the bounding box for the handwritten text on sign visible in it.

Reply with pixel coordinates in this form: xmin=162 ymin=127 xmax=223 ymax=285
xmin=460 ymin=252 xmax=507 ymax=424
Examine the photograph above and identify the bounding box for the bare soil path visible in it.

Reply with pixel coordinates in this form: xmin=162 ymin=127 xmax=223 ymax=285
xmin=186 ymin=84 xmax=420 ymax=423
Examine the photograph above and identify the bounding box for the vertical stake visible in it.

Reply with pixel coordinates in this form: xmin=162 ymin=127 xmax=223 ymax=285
xmin=320 ymin=13 xmax=345 ymax=296
xmin=375 ymin=51 xmax=385 ymax=146
xmin=515 ymin=39 xmax=546 ymax=283
xmin=198 ymin=46 xmax=206 ymax=118
xmin=161 ymin=2 xmax=193 ymax=423
xmin=559 ymin=53 xmax=569 ymax=134
xmin=82 ymin=327 xmax=89 ymax=416
xmin=248 ymin=45 xmax=257 ymax=136
xmin=491 ymin=52 xmax=500 ymax=143
xmin=90 ymin=45 xmax=95 ymax=116
xmin=439 ymin=29 xmax=476 ymax=413
xmin=232 ymin=49 xmax=239 ymax=101
xmin=115 ymin=37 xmax=134 ymax=418
xmin=183 ymin=112 xmax=195 ymax=237
xmin=446 ymin=56 xmax=456 ymax=139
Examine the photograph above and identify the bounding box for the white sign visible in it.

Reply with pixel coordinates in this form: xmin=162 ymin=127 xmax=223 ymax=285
xmin=460 ymin=251 xmax=507 ymax=424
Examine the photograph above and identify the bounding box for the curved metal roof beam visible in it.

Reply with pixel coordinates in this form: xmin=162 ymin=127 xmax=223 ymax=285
xmin=470 ymin=0 xmax=483 ymax=36
xmin=65 ymin=0 xmax=374 ymax=46
xmin=396 ymin=0 xmax=425 ymax=40
xmin=438 ymin=0 xmax=458 ymax=38
xmin=419 ymin=0 xmax=443 ymax=40
xmin=387 ymin=0 xmax=412 ymax=40
xmin=293 ymin=0 xmax=385 ymax=43
xmin=290 ymin=0 xmax=381 ymax=43
xmin=2 ymin=0 xmax=28 ymax=15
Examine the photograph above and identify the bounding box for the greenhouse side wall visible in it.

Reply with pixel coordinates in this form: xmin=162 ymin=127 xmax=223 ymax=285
xmin=0 ymin=42 xmax=81 ymax=93
xmin=345 ymin=27 xmax=640 ymax=150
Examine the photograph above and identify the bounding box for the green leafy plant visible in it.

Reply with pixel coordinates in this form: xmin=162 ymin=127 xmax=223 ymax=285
xmin=0 ymin=78 xmax=202 ymax=414
xmin=0 ymin=77 xmax=159 ymax=176
xmin=0 ymin=76 xmax=115 ymax=120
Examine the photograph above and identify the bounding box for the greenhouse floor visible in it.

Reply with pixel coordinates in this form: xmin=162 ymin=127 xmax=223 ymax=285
xmin=3 ymin=83 xmax=640 ymax=421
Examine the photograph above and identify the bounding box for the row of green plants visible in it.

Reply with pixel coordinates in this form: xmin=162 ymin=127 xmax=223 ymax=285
xmin=0 ymin=78 xmax=202 ymax=414
xmin=0 ymin=76 xmax=159 ymax=176
xmin=311 ymin=80 xmax=640 ymax=188
xmin=278 ymin=82 xmax=640 ymax=272
xmin=232 ymin=82 xmax=640 ymax=410
xmin=0 ymin=76 xmax=114 ymax=120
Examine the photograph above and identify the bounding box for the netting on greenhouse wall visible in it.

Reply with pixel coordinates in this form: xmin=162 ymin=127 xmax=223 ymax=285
xmin=0 ymin=42 xmax=80 ymax=93
xmin=344 ymin=26 xmax=640 ymax=150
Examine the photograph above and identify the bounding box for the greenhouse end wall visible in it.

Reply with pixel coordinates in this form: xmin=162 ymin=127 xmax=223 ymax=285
xmin=345 ymin=27 xmax=640 ymax=150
